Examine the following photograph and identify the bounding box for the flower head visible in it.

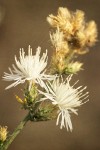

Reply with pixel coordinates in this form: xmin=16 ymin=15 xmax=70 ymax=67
xmin=47 ymin=7 xmax=98 ymax=54
xmin=3 ymin=46 xmax=53 ymax=89
xmin=39 ymin=75 xmax=88 ymax=131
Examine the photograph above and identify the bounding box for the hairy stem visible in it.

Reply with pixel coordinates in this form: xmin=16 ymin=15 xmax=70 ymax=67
xmin=2 ymin=112 xmax=30 ymax=150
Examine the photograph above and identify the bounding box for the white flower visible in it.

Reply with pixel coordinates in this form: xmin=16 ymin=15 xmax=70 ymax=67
xmin=39 ymin=75 xmax=89 ymax=131
xmin=3 ymin=45 xmax=54 ymax=89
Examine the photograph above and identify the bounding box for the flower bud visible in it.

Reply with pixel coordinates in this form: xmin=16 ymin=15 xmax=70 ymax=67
xmin=0 ymin=126 xmax=8 ymax=142
xmin=66 ymin=62 xmax=83 ymax=74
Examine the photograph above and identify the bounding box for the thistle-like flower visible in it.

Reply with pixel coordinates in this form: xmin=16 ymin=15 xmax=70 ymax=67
xmin=39 ymin=76 xmax=88 ymax=131
xmin=3 ymin=46 xmax=54 ymax=89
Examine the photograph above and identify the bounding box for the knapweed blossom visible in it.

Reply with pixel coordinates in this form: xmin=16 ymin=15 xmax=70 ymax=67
xmin=3 ymin=46 xmax=54 ymax=89
xmin=39 ymin=76 xmax=89 ymax=131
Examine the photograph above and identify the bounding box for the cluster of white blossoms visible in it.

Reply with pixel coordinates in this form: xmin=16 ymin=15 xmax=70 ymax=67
xmin=0 ymin=6 xmax=98 ymax=150
xmin=3 ymin=6 xmax=96 ymax=132
xmin=3 ymin=45 xmax=88 ymax=131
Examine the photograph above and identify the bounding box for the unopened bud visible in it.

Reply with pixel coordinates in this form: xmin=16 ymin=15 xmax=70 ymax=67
xmin=66 ymin=62 xmax=83 ymax=74
xmin=0 ymin=126 xmax=8 ymax=142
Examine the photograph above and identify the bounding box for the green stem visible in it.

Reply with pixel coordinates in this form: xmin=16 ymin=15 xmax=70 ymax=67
xmin=2 ymin=112 xmax=30 ymax=150
xmin=66 ymin=50 xmax=75 ymax=64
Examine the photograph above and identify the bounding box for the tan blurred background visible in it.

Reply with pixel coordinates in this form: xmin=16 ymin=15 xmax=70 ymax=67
xmin=0 ymin=0 xmax=100 ymax=150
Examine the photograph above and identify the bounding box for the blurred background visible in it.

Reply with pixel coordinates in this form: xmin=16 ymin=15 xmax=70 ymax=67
xmin=0 ymin=0 xmax=100 ymax=150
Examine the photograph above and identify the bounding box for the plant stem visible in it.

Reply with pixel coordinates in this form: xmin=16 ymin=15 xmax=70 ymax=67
xmin=2 ymin=112 xmax=30 ymax=150
xmin=66 ymin=50 xmax=75 ymax=64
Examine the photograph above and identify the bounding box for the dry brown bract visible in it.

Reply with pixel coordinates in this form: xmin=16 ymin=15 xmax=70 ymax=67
xmin=47 ymin=7 xmax=98 ymax=54
xmin=47 ymin=7 xmax=97 ymax=74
